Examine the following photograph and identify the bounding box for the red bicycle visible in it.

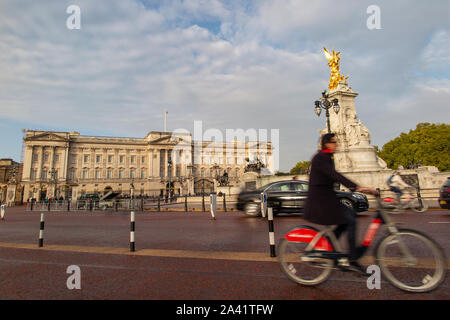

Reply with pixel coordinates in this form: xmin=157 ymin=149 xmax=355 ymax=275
xmin=278 ymin=194 xmax=446 ymax=292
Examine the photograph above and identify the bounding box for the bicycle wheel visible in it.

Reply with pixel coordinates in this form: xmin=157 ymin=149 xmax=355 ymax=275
xmin=278 ymin=238 xmax=333 ymax=286
xmin=410 ymin=198 xmax=428 ymax=213
xmin=376 ymin=229 xmax=446 ymax=292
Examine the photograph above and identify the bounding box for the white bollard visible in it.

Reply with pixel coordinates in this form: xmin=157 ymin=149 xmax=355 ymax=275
xmin=130 ymin=211 xmax=135 ymax=252
xmin=1 ymin=204 xmax=5 ymax=220
xmin=260 ymin=192 xmax=267 ymax=218
xmin=39 ymin=213 xmax=45 ymax=247
xmin=268 ymin=207 xmax=276 ymax=257
xmin=210 ymin=193 xmax=216 ymax=220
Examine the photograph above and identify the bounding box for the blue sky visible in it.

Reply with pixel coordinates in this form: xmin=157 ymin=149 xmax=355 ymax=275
xmin=0 ymin=0 xmax=449 ymax=170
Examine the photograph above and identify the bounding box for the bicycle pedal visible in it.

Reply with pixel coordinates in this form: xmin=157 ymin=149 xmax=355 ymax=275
xmin=337 ymin=258 xmax=350 ymax=267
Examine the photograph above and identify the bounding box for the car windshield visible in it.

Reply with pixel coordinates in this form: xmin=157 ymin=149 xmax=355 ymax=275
xmin=263 ymin=182 xmax=291 ymax=192
xmin=293 ymin=182 xmax=308 ymax=191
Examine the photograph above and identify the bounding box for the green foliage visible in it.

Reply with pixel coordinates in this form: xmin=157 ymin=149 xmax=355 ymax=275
xmin=290 ymin=161 xmax=312 ymax=175
xmin=275 ymin=171 xmax=290 ymax=176
xmin=377 ymin=123 xmax=450 ymax=171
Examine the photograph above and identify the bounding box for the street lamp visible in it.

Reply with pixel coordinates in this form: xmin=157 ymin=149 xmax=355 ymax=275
xmin=187 ymin=164 xmax=194 ymax=196
xmin=167 ymin=159 xmax=173 ymax=200
xmin=314 ymin=91 xmax=340 ymax=133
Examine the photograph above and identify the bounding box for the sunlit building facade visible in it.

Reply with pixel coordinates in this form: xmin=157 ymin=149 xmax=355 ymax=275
xmin=21 ymin=130 xmax=273 ymax=200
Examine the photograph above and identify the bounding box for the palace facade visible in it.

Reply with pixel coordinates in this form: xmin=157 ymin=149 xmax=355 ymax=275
xmin=21 ymin=130 xmax=273 ymax=201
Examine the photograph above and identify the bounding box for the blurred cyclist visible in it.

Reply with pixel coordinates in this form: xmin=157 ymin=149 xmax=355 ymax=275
xmin=387 ymin=171 xmax=412 ymax=205
xmin=304 ymin=133 xmax=378 ymax=276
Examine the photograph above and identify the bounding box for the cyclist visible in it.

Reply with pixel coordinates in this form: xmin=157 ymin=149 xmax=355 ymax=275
xmin=386 ymin=171 xmax=412 ymax=205
xmin=303 ymin=133 xmax=377 ymax=275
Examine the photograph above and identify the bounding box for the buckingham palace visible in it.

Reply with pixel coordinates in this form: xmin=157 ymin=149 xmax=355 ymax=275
xmin=21 ymin=130 xmax=273 ymax=201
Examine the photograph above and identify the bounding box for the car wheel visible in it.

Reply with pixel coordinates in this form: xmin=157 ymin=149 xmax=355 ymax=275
xmin=244 ymin=202 xmax=261 ymax=217
xmin=340 ymin=198 xmax=354 ymax=210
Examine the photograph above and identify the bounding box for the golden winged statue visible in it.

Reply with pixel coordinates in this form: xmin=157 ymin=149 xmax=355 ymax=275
xmin=323 ymin=47 xmax=347 ymax=90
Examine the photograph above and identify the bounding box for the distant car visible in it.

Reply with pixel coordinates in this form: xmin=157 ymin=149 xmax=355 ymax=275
xmin=237 ymin=180 xmax=369 ymax=217
xmin=438 ymin=178 xmax=450 ymax=210
xmin=77 ymin=193 xmax=100 ymax=209
xmin=99 ymin=192 xmax=121 ymax=210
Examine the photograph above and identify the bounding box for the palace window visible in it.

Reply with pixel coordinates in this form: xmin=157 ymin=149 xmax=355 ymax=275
xmin=95 ymin=169 xmax=101 ymax=179
xmin=130 ymin=155 xmax=135 ymax=164
xmin=119 ymin=155 xmax=124 ymax=164
xmin=71 ymin=155 xmax=77 ymax=164
xmin=107 ymin=169 xmax=112 ymax=179
xmin=130 ymin=169 xmax=135 ymax=179
xmin=54 ymin=154 xmax=59 ymax=163
xmin=44 ymin=153 xmax=49 ymax=162
xmin=141 ymin=156 xmax=146 ymax=164
xmin=31 ymin=169 xmax=37 ymax=180
xmin=41 ymin=169 xmax=47 ymax=179
xmin=69 ymin=170 xmax=75 ymax=180
xmin=119 ymin=169 xmax=124 ymax=179
xmin=96 ymin=155 xmax=101 ymax=163
xmin=84 ymin=155 xmax=89 ymax=163
xmin=82 ymin=169 xmax=88 ymax=179
xmin=140 ymin=169 xmax=146 ymax=179
xmin=108 ymin=155 xmax=113 ymax=163
xmin=32 ymin=153 xmax=38 ymax=162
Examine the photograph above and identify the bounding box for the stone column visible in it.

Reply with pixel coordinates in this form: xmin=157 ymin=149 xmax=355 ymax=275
xmin=36 ymin=146 xmax=45 ymax=181
xmin=62 ymin=144 xmax=69 ymax=181
xmin=114 ymin=148 xmax=119 ymax=179
xmin=155 ymin=148 xmax=160 ymax=178
xmin=163 ymin=149 xmax=167 ymax=178
xmin=23 ymin=145 xmax=33 ymax=181
xmin=148 ymin=149 xmax=152 ymax=178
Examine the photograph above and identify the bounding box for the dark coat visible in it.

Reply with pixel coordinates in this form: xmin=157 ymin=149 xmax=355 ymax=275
xmin=303 ymin=150 xmax=358 ymax=225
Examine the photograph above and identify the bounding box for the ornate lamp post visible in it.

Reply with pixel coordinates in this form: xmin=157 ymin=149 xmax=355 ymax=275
xmin=314 ymin=90 xmax=340 ymax=133
xmin=187 ymin=164 xmax=194 ymax=196
xmin=167 ymin=159 xmax=173 ymax=200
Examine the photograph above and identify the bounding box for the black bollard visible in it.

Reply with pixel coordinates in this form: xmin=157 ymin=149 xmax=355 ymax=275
xmin=223 ymin=193 xmax=227 ymax=212
xmin=267 ymin=207 xmax=276 ymax=257
xmin=157 ymin=197 xmax=161 ymax=211
xmin=185 ymin=195 xmax=188 ymax=212
xmin=202 ymin=194 xmax=205 ymax=212
xmin=38 ymin=213 xmax=45 ymax=247
xmin=130 ymin=211 xmax=135 ymax=252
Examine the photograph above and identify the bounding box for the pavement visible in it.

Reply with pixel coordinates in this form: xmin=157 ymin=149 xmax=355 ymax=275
xmin=0 ymin=206 xmax=449 ymax=300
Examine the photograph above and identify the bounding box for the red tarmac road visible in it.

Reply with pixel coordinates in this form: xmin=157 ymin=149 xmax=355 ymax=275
xmin=0 ymin=206 xmax=449 ymax=300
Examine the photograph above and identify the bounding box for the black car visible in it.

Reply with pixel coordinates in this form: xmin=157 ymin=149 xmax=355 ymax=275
xmin=237 ymin=180 xmax=369 ymax=216
xmin=438 ymin=178 xmax=450 ymax=209
xmin=77 ymin=193 xmax=100 ymax=209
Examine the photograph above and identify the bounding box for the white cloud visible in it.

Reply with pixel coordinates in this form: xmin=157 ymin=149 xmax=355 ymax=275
xmin=0 ymin=0 xmax=449 ymax=169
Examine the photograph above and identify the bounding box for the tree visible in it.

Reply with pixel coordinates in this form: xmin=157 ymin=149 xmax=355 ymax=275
xmin=377 ymin=123 xmax=450 ymax=171
xmin=290 ymin=161 xmax=312 ymax=175
xmin=275 ymin=171 xmax=290 ymax=176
